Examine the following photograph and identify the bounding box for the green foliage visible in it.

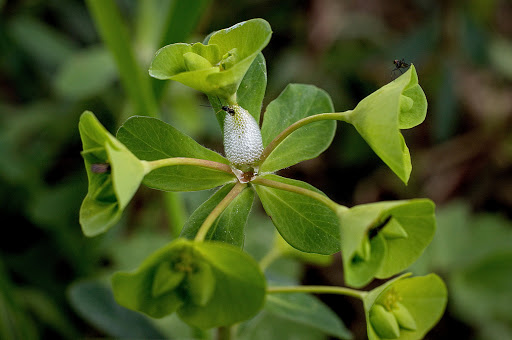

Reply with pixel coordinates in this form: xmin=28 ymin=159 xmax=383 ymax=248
xmin=265 ymin=293 xmax=352 ymax=339
xmin=68 ymin=279 xmax=165 ymax=338
xmin=74 ymin=17 xmax=446 ymax=339
xmin=112 ymin=239 xmax=266 ymax=328
xmin=254 ymin=174 xmax=340 ymax=255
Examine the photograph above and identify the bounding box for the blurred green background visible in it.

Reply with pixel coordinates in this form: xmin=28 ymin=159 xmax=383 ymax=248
xmin=1 ymin=0 xmax=512 ymax=339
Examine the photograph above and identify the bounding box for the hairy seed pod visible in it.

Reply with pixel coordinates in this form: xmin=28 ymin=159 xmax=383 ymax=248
xmin=223 ymin=105 xmax=263 ymax=170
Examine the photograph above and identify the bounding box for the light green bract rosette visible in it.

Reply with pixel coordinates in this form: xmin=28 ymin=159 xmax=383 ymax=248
xmin=363 ymin=273 xmax=447 ymax=340
xmin=343 ymin=65 xmax=427 ymax=184
xmin=337 ymin=199 xmax=436 ymax=288
xmin=111 ymin=239 xmax=266 ymax=329
xmin=79 ymin=111 xmax=147 ymax=236
xmin=149 ymin=18 xmax=272 ymax=101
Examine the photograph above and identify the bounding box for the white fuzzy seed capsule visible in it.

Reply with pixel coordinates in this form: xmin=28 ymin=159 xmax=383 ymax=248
xmin=223 ymin=105 xmax=263 ymax=170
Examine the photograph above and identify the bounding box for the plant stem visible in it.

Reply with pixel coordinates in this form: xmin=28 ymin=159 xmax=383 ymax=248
xmin=251 ymin=177 xmax=341 ymax=213
xmin=195 ymin=182 xmax=246 ymax=242
xmin=86 ymin=0 xmax=158 ymax=117
xmin=217 ymin=325 xmax=232 ymax=340
xmin=267 ymin=285 xmax=367 ymax=300
xmin=143 ymin=157 xmax=233 ymax=175
xmin=259 ymin=110 xmax=353 ymax=162
xmin=259 ymin=245 xmax=282 ymax=271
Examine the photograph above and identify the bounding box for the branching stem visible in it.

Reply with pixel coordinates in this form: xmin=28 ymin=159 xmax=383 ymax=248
xmin=259 ymin=110 xmax=353 ymax=162
xmin=251 ymin=177 xmax=343 ymax=213
xmin=143 ymin=157 xmax=233 ymax=176
xmin=195 ymin=182 xmax=247 ymax=242
xmin=267 ymin=285 xmax=367 ymax=300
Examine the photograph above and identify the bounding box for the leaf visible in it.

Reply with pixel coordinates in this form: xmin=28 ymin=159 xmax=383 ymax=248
xmin=54 ymin=47 xmax=117 ymax=99
xmin=237 ymin=53 xmax=267 ymax=123
xmin=8 ymin=15 xmax=76 ymax=68
xmin=451 ymin=251 xmax=512 ymax=323
xmin=68 ymin=279 xmax=165 ymax=338
xmin=208 ymin=53 xmax=267 ymax=132
xmin=274 ymin=232 xmax=333 ymax=266
xmin=260 ymin=84 xmax=336 ymax=172
xmin=79 ymin=111 xmax=146 ymax=236
xmin=363 ymin=274 xmax=447 ymax=340
xmin=343 ymin=65 xmax=427 ymax=183
xmin=266 ymin=293 xmax=352 ymax=339
xmin=180 ymin=184 xmax=254 ymax=247
xmin=117 ymin=116 xmax=235 ymax=191
xmin=254 ymin=174 xmax=340 ymax=255
xmin=338 ymin=199 xmax=436 ymax=288
xmin=112 ymin=239 xmax=266 ymax=329
xmin=149 ymin=19 xmax=272 ymax=100
xmin=86 ymin=0 xmax=158 ymax=116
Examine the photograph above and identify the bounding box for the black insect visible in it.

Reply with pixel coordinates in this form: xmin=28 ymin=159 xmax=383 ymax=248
xmin=222 ymin=105 xmax=236 ymax=116
xmin=91 ymin=163 xmax=110 ymax=174
xmin=392 ymin=58 xmax=410 ymax=77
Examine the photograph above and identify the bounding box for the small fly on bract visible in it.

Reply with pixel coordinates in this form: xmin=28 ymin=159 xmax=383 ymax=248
xmin=391 ymin=58 xmax=410 ymax=78
xmin=91 ymin=163 xmax=110 ymax=174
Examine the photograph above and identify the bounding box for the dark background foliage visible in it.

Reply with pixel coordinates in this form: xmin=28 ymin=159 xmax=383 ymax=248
xmin=1 ymin=0 xmax=511 ymax=339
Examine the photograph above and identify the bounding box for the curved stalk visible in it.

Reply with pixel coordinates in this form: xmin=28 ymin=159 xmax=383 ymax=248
xmin=258 ymin=246 xmax=282 ymax=271
xmin=142 ymin=157 xmax=233 ymax=176
xmin=267 ymin=285 xmax=367 ymax=300
xmin=259 ymin=110 xmax=353 ymax=163
xmin=251 ymin=177 xmax=343 ymax=213
xmin=195 ymin=182 xmax=247 ymax=242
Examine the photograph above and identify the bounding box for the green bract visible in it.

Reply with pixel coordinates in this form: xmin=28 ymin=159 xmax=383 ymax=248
xmin=337 ymin=199 xmax=436 ymax=287
xmin=363 ymin=273 xmax=447 ymax=340
xmin=79 ymin=111 xmax=147 ymax=236
xmin=343 ymin=65 xmax=427 ymax=184
xmin=149 ymin=19 xmax=272 ymax=101
xmin=111 ymin=239 xmax=266 ymax=329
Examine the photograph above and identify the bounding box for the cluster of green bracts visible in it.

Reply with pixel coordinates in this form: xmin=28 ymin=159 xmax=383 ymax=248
xmin=78 ymin=19 xmax=447 ymax=338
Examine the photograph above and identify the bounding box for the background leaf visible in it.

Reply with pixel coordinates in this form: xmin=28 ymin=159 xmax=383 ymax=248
xmin=260 ymin=84 xmax=336 ymax=172
xmin=54 ymin=47 xmax=117 ymax=100
xmin=117 ymin=116 xmax=235 ymax=191
xmin=265 ymin=293 xmax=352 ymax=339
xmin=85 ymin=0 xmax=158 ymax=116
xmin=180 ymin=184 xmax=254 ymax=247
xmin=68 ymin=279 xmax=165 ymax=338
xmin=254 ymin=174 xmax=339 ymax=255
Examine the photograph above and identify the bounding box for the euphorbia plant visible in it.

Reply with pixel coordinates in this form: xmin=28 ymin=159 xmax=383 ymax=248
xmin=79 ymin=19 xmax=447 ymax=338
